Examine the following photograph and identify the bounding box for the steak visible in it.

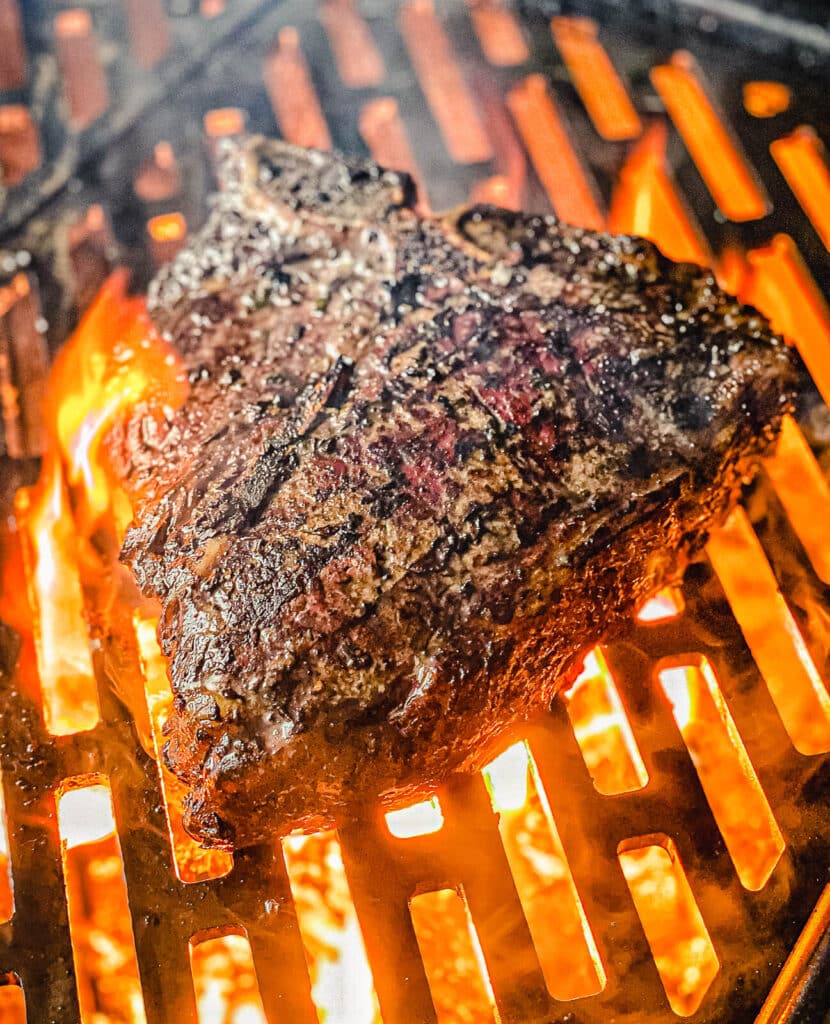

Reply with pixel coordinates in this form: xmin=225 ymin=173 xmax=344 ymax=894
xmin=106 ymin=137 xmax=797 ymax=848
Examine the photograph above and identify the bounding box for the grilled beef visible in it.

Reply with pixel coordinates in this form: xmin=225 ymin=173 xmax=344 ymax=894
xmin=106 ymin=137 xmax=797 ymax=848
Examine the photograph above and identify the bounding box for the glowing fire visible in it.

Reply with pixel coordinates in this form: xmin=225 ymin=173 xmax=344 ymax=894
xmin=13 ymin=270 xmax=393 ymax=1023
xmin=658 ymin=660 xmax=785 ymax=891
xmin=562 ymin=646 xmax=649 ymax=795
xmin=135 ymin=614 xmax=233 ymax=884
xmin=608 ymin=120 xmax=710 ymax=266
xmin=410 ymin=888 xmax=498 ymax=1023
xmin=483 ymin=740 xmax=606 ymax=1001
xmin=618 ymin=839 xmax=720 ymax=1016
xmin=57 ymin=785 xmax=116 ymax=849
xmin=385 ymin=797 xmax=444 ymax=839
xmin=283 ymin=832 xmax=381 ymax=1024
xmin=637 ymin=586 xmax=685 ymax=624
xmin=16 ymin=455 xmax=99 ymax=735
xmin=190 ymin=933 xmax=267 ymax=1024
xmin=56 ymin=782 xmax=147 ymax=1024
xmin=482 ymin=741 xmax=530 ymax=813
xmin=12 ymin=272 xmax=187 ymax=742
xmin=743 ymin=81 xmax=791 ymax=119
xmin=45 ymin=271 xmax=187 ymax=536
xmin=1 ymin=23 xmax=822 ymax=1014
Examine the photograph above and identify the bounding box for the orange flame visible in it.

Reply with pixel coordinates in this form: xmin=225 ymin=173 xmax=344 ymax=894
xmin=16 ymin=457 xmax=99 ymax=735
xmin=608 ymin=121 xmax=710 ymax=267
xmin=135 ymin=613 xmax=233 ymax=883
xmin=5 ymin=279 xmax=191 ymax=1019
xmin=13 ymin=272 xmax=186 ymax=735
xmin=45 ymin=270 xmax=187 ymax=535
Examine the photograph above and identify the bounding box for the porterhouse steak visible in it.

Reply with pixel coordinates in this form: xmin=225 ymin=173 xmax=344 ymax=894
xmin=106 ymin=137 xmax=797 ymax=848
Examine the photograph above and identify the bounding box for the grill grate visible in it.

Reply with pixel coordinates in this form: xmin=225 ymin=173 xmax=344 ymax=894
xmin=1 ymin=2 xmax=830 ymax=1022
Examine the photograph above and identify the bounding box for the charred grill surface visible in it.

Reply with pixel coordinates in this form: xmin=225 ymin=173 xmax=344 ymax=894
xmin=106 ymin=138 xmax=797 ymax=848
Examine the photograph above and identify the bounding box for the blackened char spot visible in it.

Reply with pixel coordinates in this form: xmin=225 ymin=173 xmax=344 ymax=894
xmin=240 ymin=448 xmax=300 ymax=530
xmin=454 ymin=431 xmax=490 ymax=461
xmin=671 ymin=393 xmax=714 ymax=432
xmin=628 ymin=444 xmax=658 ymax=480
xmin=182 ymin=797 xmax=234 ymax=849
xmin=390 ymin=273 xmax=423 ymax=320
xmin=323 ymin=358 xmax=355 ymax=410
xmin=367 ymin=482 xmax=408 ymax=520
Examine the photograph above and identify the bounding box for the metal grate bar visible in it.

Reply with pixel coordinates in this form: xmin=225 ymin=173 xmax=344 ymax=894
xmin=339 ymin=817 xmax=440 ymax=1024
xmin=526 ymin=707 xmax=673 ymax=1021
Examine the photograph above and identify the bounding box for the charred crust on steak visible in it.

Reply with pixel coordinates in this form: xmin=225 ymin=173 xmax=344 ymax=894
xmin=104 ymin=137 xmax=799 ymax=848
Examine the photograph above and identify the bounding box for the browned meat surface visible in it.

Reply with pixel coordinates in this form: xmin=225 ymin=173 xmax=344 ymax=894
xmin=105 ymin=137 xmax=797 ymax=848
